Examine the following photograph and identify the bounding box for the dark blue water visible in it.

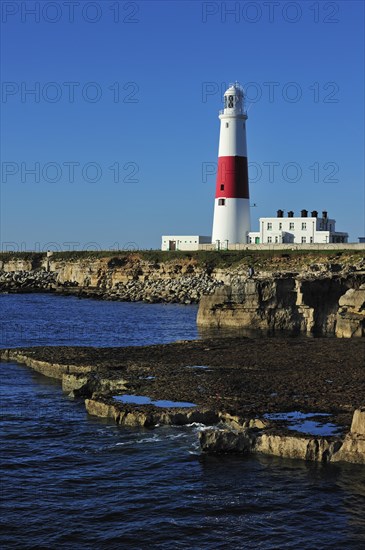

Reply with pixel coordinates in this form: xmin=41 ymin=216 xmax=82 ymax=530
xmin=0 ymin=293 xmax=199 ymax=348
xmin=1 ymin=294 xmax=365 ymax=549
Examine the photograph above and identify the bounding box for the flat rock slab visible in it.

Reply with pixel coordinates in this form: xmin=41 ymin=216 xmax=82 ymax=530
xmin=2 ymin=337 xmax=364 ymax=432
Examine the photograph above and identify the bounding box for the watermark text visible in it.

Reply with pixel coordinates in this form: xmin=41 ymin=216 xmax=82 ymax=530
xmin=1 ymin=1 xmax=140 ymax=24
xmin=1 ymin=161 xmax=140 ymax=184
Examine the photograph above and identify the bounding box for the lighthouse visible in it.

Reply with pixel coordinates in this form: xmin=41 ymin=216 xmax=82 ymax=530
xmin=211 ymin=83 xmax=251 ymax=247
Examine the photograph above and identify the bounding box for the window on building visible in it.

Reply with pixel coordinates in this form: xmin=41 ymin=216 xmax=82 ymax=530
xmin=268 ymin=236 xmax=272 ymax=243
xmin=279 ymin=223 xmax=282 ymax=230
xmin=220 ymin=184 xmax=224 ymax=191
xmin=289 ymin=222 xmax=294 ymax=230
xmin=275 ymin=236 xmax=279 ymax=243
xmin=218 ymin=198 xmax=225 ymax=206
xmin=228 ymin=95 xmax=234 ymax=108
xmin=267 ymin=222 xmax=272 ymax=230
xmin=310 ymin=237 xmax=313 ymax=243
xmin=301 ymin=236 xmax=306 ymax=243
xmin=302 ymin=222 xmax=307 ymax=230
xmin=225 ymin=123 xmax=229 ymax=128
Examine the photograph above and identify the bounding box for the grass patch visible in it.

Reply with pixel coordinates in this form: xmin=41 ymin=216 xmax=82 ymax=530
xmin=0 ymin=252 xmax=45 ymax=262
xmin=0 ymin=248 xmax=363 ymax=270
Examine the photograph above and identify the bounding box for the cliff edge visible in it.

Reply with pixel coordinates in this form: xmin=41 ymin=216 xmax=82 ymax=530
xmin=1 ymin=250 xmax=364 ymax=336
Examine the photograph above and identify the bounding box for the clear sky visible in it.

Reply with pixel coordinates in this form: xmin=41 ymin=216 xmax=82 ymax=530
xmin=1 ymin=0 xmax=364 ymax=251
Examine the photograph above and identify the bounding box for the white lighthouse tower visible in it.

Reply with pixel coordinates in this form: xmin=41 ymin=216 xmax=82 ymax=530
xmin=211 ymin=83 xmax=251 ymax=247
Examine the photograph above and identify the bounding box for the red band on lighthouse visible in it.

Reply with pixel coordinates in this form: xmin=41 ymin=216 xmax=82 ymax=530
xmin=215 ymin=156 xmax=249 ymax=199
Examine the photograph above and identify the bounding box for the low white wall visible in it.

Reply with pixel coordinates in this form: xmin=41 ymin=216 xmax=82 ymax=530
xmin=199 ymin=243 xmax=365 ymax=251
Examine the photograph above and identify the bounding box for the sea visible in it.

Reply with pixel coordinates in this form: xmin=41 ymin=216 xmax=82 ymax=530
xmin=1 ymin=294 xmax=364 ymax=549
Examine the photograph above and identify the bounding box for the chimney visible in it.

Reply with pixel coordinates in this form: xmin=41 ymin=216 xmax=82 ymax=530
xmin=288 ymin=211 xmax=294 ymax=218
xmin=277 ymin=209 xmax=284 ymax=218
xmin=301 ymin=209 xmax=308 ymax=218
xmin=311 ymin=210 xmax=318 ymax=218
xmin=322 ymin=211 xmax=328 ymax=219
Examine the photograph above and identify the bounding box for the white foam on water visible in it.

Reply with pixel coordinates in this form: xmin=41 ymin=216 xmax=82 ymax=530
xmin=167 ymin=433 xmax=186 ymax=440
xmin=192 ymin=424 xmax=217 ymax=432
xmin=136 ymin=435 xmax=162 ymax=444
xmin=185 ymin=422 xmax=207 ymax=428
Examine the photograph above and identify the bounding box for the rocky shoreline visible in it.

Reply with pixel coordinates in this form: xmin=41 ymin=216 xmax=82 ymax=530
xmin=1 ymin=337 xmax=364 ymax=464
xmin=0 ymin=264 xmax=221 ymax=304
xmin=1 ymin=251 xmax=364 ymax=463
xmin=1 ymin=250 xmax=364 ymax=336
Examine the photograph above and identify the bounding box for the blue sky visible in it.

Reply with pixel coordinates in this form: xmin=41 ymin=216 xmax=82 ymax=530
xmin=1 ymin=0 xmax=364 ymax=250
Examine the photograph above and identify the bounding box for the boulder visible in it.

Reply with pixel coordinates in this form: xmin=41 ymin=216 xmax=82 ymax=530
xmin=335 ymin=286 xmax=365 ymax=337
xmin=62 ymin=373 xmax=93 ymax=394
xmin=219 ymin=412 xmax=268 ymax=430
xmin=331 ymin=409 xmax=365 ymax=464
xmin=350 ymin=408 xmax=365 ymax=435
xmin=199 ymin=428 xmax=257 ymax=453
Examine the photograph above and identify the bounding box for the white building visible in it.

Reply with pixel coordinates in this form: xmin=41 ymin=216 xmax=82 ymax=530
xmin=248 ymin=210 xmax=348 ymax=245
xmin=161 ymin=235 xmax=211 ymax=251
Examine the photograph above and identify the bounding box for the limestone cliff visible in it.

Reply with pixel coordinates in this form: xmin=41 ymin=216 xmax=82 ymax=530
xmin=0 ymin=253 xmax=221 ymax=303
xmin=197 ymin=268 xmax=365 ymax=338
xmin=1 ymin=251 xmax=364 ymax=335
